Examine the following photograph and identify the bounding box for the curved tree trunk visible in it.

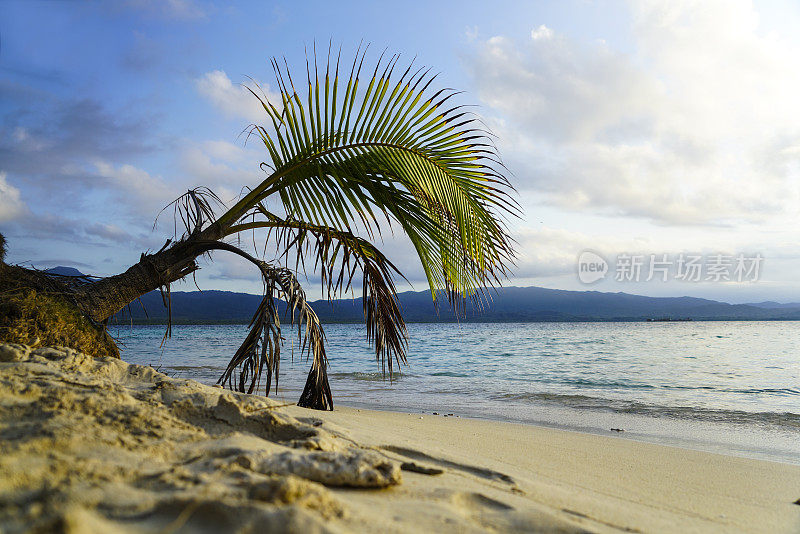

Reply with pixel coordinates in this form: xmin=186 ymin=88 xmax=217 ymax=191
xmin=68 ymin=226 xmax=332 ymax=410
xmin=74 ymin=240 xmax=202 ymax=322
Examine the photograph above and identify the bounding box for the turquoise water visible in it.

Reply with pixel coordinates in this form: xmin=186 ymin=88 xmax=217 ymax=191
xmin=115 ymin=321 xmax=800 ymax=464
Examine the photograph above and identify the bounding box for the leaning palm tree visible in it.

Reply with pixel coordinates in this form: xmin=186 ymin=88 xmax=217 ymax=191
xmin=67 ymin=45 xmax=517 ymax=409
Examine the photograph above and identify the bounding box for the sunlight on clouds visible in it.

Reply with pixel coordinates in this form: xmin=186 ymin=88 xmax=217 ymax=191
xmin=179 ymin=142 xmax=262 ymax=205
xmin=92 ymin=161 xmax=175 ymax=213
xmin=530 ymin=25 xmax=553 ymax=40
xmin=195 ymin=70 xmax=280 ymax=123
xmin=470 ymin=0 xmax=800 ymax=226
xmin=0 ymin=172 xmax=26 ymax=223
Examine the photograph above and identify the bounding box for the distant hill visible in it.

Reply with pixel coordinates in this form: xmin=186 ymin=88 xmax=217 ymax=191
xmin=115 ymin=284 xmax=800 ymax=324
xmin=745 ymin=301 xmax=800 ymax=309
xmin=45 ymin=266 xmax=86 ymax=277
xmin=44 ymin=266 xmax=800 ymax=324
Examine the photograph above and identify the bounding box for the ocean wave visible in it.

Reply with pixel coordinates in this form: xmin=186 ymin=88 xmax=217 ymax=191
xmin=493 ymin=391 xmax=800 ymax=428
xmin=163 ymin=365 xmax=223 ymax=371
xmin=330 ymin=371 xmax=405 ymax=381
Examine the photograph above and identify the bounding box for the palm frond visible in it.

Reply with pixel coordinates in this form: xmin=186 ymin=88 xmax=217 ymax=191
xmin=227 ymin=212 xmax=408 ymax=376
xmin=158 ymin=187 xmax=225 ymax=239
xmin=216 ymin=45 xmax=517 ymax=309
xmin=176 ymin=45 xmax=519 ymax=409
xmin=197 ymin=241 xmax=331 ymax=409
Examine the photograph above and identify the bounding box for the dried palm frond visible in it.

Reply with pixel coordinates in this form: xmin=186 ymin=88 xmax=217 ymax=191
xmin=203 ymin=241 xmax=331 ymax=409
xmin=228 ymin=212 xmax=407 ymax=377
xmin=157 ymin=187 xmax=226 ymax=239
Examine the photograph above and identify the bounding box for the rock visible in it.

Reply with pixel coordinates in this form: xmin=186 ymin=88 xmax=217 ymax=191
xmin=258 ymin=450 xmax=402 ymax=488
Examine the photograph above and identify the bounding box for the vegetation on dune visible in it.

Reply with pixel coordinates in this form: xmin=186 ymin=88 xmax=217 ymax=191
xmin=1 ymin=45 xmax=517 ymax=409
xmin=0 ymin=259 xmax=119 ymax=359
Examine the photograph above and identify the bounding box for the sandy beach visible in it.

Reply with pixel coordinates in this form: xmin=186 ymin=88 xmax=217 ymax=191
xmin=1 ymin=344 xmax=798 ymax=533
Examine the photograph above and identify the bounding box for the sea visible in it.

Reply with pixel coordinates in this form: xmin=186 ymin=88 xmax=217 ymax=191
xmin=115 ymin=321 xmax=800 ymax=465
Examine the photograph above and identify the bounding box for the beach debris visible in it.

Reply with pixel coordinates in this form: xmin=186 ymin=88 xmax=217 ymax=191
xmin=610 ymin=428 xmax=625 ymax=432
xmin=401 ymin=461 xmax=445 ymax=475
xmin=793 ymin=498 xmax=800 ymax=505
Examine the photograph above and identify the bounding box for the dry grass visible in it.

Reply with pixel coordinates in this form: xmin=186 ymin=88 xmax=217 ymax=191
xmin=0 ymin=264 xmax=119 ymax=359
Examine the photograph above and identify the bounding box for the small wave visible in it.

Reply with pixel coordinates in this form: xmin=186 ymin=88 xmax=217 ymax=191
xmin=564 ymin=378 xmax=656 ymax=389
xmin=330 ymin=371 xmax=404 ymax=382
xmin=493 ymin=391 xmax=800 ymax=428
xmin=723 ymin=387 xmax=800 ymax=397
xmin=164 ymin=365 xmax=223 ymax=371
xmin=661 ymin=385 xmax=800 ymax=397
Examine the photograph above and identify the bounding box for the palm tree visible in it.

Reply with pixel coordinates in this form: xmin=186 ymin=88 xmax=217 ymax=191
xmin=69 ymin=45 xmax=518 ymax=409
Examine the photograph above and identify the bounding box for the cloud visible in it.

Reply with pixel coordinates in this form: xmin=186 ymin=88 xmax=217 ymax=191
xmin=124 ymin=0 xmax=207 ymax=20
xmin=0 ymin=93 xmax=156 ymax=182
xmin=206 ymin=252 xmax=263 ymax=283
xmin=468 ymin=0 xmax=800 ymax=226
xmin=4 ymin=212 xmax=153 ymax=249
xmin=195 ymin=70 xmax=279 ymax=123
xmin=0 ymin=172 xmax=26 ymax=222
xmin=511 ymin=226 xmax=646 ymax=279
xmin=178 ymin=140 xmax=264 ymax=204
xmin=84 ymin=223 xmax=143 ymax=247
xmin=530 ymin=24 xmax=554 ymax=41
xmin=92 ymin=161 xmax=175 ymax=212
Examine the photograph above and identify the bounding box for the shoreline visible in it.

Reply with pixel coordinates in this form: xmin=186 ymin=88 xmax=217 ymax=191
xmin=283 ymin=403 xmax=800 ymax=533
xmin=330 ymin=398 xmax=800 ymax=468
xmin=2 ymin=344 xmax=799 ymax=533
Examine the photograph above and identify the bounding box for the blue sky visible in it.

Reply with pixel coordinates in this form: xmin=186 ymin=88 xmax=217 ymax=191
xmin=3 ymin=0 xmax=800 ymax=303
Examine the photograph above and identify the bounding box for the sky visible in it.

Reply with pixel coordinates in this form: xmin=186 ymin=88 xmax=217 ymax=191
xmin=3 ymin=0 xmax=800 ymax=303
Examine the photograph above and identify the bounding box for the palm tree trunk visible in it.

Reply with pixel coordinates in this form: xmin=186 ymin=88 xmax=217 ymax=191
xmin=69 ymin=227 xmax=333 ymax=410
xmin=73 ymin=239 xmax=202 ymax=322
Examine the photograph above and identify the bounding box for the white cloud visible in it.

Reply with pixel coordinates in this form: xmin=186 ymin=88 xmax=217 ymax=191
xmin=125 ymin=0 xmax=206 ymax=20
xmin=201 ymin=140 xmax=247 ymax=162
xmin=179 ymin=143 xmax=263 ymax=204
xmin=512 ymin=225 xmax=653 ymax=279
xmin=92 ymin=161 xmax=175 ymax=214
xmin=0 ymin=172 xmax=26 ymax=222
xmin=530 ymin=25 xmax=554 ymax=41
xmin=195 ymin=70 xmax=279 ymax=123
xmin=468 ymin=0 xmax=800 ymax=226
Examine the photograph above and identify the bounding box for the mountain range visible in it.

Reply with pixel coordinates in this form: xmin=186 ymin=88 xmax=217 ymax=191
xmin=44 ymin=267 xmax=800 ymax=324
xmin=39 ymin=266 xmax=800 ymax=324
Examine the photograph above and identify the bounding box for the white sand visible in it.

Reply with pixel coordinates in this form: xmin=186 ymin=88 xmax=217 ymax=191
xmin=1 ymin=344 xmax=798 ymax=533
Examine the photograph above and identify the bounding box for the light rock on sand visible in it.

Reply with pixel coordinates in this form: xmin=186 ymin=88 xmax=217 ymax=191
xmin=0 ymin=344 xmax=400 ymax=533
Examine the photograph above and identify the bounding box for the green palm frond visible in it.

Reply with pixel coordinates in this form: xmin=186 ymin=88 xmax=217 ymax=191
xmin=189 ymin=44 xmax=518 ymax=409
xmin=215 ymin=45 xmax=517 ymax=305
